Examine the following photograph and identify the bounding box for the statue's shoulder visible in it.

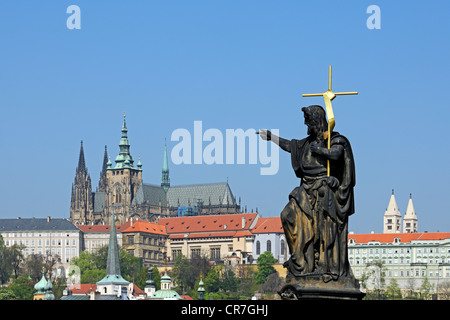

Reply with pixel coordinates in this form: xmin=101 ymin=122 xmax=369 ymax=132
xmin=331 ymin=132 xmax=351 ymax=146
xmin=291 ymin=137 xmax=309 ymax=145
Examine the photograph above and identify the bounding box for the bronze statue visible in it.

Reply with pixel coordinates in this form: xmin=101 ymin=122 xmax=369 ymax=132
xmin=258 ymin=66 xmax=364 ymax=299
xmin=259 ymin=105 xmax=355 ymax=282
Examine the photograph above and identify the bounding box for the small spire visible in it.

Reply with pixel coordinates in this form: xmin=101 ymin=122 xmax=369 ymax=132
xmin=137 ymin=154 xmax=142 ymax=170
xmin=161 ymin=140 xmax=170 ymax=192
xmin=77 ymin=140 xmax=86 ymax=173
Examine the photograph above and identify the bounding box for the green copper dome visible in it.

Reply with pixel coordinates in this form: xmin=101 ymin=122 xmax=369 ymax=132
xmin=34 ymin=270 xmax=47 ymax=294
xmin=149 ymin=289 xmax=182 ymax=300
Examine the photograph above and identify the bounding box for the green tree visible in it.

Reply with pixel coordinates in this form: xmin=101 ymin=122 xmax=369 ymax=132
xmin=236 ymin=265 xmax=258 ymax=298
xmin=222 ymin=269 xmax=238 ymax=292
xmin=152 ymin=266 xmax=162 ymax=291
xmin=135 ymin=266 xmax=149 ymax=290
xmin=386 ymin=278 xmax=402 ymax=300
xmin=172 ymin=254 xmax=194 ymax=294
xmin=8 ymin=276 xmax=34 ymax=300
xmin=0 ymin=287 xmax=16 ymax=300
xmin=0 ymin=235 xmax=13 ymax=284
xmin=255 ymin=251 xmax=276 ymax=284
xmin=80 ymin=269 xmax=105 ymax=284
xmin=204 ymin=265 xmax=221 ymax=293
xmin=419 ymin=276 xmax=434 ymax=300
xmin=0 ymin=235 xmax=25 ymax=284
xmin=22 ymin=254 xmax=45 ymax=282
xmin=52 ymin=273 xmax=68 ymax=300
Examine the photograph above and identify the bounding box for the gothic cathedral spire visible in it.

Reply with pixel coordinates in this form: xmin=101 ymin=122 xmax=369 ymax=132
xmin=70 ymin=141 xmax=94 ymax=225
xmin=98 ymin=145 xmax=108 ymax=192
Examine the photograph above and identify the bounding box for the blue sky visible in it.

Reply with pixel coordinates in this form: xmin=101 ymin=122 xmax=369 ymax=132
xmin=0 ymin=1 xmax=449 ymax=234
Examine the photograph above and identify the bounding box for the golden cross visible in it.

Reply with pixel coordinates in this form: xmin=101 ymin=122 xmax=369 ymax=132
xmin=302 ymin=65 xmax=357 ymax=175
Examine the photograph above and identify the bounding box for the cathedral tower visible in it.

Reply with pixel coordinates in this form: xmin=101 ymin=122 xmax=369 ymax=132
xmin=383 ymin=190 xmax=402 ymax=233
xmin=70 ymin=141 xmax=94 ymax=224
xmin=104 ymin=114 xmax=142 ymax=224
xmin=403 ymin=194 xmax=418 ymax=233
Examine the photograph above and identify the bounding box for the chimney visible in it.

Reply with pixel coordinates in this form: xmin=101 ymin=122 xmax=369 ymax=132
xmin=242 ymin=216 xmax=246 ymax=229
xmin=47 ymin=216 xmax=51 ymax=222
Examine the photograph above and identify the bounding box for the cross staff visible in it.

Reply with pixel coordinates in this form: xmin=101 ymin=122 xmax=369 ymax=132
xmin=302 ymin=66 xmax=357 ymax=176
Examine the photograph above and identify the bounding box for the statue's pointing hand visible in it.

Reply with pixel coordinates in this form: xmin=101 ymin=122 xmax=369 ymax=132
xmin=257 ymin=129 xmax=271 ymax=141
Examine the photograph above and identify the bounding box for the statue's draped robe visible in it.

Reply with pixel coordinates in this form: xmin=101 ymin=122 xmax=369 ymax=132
xmin=281 ymin=132 xmax=355 ymax=279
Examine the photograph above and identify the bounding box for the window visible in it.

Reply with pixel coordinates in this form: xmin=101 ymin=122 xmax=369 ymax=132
xmin=210 ymin=247 xmax=220 ymax=260
xmin=256 ymin=241 xmax=261 ymax=255
xmin=266 ymin=240 xmax=272 ymax=253
xmin=191 ymin=248 xmax=200 ymax=258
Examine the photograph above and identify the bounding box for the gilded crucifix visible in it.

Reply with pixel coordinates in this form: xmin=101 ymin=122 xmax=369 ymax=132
xmin=302 ymin=65 xmax=358 ymax=175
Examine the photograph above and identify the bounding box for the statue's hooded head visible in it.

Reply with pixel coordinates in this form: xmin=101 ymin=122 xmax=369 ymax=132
xmin=301 ymin=105 xmax=328 ymax=137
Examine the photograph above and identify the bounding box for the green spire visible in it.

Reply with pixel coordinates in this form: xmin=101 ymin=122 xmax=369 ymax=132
xmin=137 ymin=154 xmax=142 ymax=170
xmin=97 ymin=208 xmax=129 ymax=286
xmin=197 ymin=274 xmax=205 ymax=300
xmin=113 ymin=113 xmax=135 ymax=169
xmin=161 ymin=140 xmax=170 ymax=192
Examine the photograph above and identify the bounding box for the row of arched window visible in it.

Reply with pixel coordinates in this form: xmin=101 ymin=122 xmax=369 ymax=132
xmin=256 ymin=239 xmax=286 ymax=256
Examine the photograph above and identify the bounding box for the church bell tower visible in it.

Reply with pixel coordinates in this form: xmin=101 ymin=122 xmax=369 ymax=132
xmin=104 ymin=114 xmax=142 ymax=224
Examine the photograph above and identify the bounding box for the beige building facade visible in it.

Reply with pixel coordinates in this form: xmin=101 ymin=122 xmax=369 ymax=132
xmin=160 ymin=213 xmax=259 ymax=265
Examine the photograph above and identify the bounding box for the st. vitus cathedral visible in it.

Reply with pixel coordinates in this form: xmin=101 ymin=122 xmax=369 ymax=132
xmin=70 ymin=115 xmax=242 ymax=226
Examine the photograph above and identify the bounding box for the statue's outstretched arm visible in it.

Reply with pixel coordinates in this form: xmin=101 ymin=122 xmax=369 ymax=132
xmin=257 ymin=129 xmax=291 ymax=153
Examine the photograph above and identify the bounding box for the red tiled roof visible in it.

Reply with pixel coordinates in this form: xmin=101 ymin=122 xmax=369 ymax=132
xmin=121 ymin=220 xmax=167 ymax=235
xmin=169 ymin=230 xmax=253 ymax=240
xmin=159 ymin=213 xmax=258 ymax=234
xmin=77 ymin=225 xmax=123 ymax=233
xmin=169 ymin=234 xmax=186 ymax=239
xmin=348 ymin=232 xmax=450 ymax=244
xmin=251 ymin=217 xmax=283 ymax=234
xmin=233 ymin=230 xmax=253 ymax=237
xmin=132 ymin=284 xmax=146 ymax=296
xmin=68 ymin=284 xmax=97 ymax=294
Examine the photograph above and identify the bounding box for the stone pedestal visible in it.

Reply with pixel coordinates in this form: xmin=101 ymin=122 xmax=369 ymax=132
xmin=278 ymin=274 xmax=365 ymax=300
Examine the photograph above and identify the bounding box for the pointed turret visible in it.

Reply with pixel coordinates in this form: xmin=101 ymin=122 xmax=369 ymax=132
xmin=77 ymin=141 xmax=86 ymax=173
xmin=197 ymin=274 xmax=205 ymax=300
xmin=383 ymin=189 xmax=402 ymax=233
xmin=403 ymin=194 xmax=418 ymax=233
xmin=144 ymin=267 xmax=156 ymax=298
xmin=161 ymin=140 xmax=170 ymax=192
xmin=114 ymin=113 xmax=135 ymax=169
xmin=98 ymin=146 xmax=108 ymax=192
xmin=96 ymin=208 xmax=129 ymax=296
